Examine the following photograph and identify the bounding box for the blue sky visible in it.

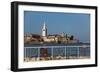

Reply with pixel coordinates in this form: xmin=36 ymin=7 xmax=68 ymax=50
xmin=24 ymin=11 xmax=90 ymax=43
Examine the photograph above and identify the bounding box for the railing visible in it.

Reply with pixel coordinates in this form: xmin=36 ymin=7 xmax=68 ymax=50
xmin=24 ymin=45 xmax=90 ymax=62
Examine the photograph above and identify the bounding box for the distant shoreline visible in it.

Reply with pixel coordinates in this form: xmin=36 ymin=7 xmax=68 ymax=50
xmin=24 ymin=42 xmax=90 ymax=47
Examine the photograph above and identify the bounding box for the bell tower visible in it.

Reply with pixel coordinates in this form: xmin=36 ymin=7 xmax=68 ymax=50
xmin=42 ymin=22 xmax=47 ymax=37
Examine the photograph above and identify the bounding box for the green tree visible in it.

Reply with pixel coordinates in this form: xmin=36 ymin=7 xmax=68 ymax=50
xmin=70 ymin=35 xmax=74 ymax=40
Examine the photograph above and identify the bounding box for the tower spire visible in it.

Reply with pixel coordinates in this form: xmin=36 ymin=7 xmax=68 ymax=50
xmin=43 ymin=22 xmax=46 ymax=29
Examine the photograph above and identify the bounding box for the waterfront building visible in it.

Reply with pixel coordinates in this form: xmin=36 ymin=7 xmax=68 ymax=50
xmin=24 ymin=22 xmax=79 ymax=44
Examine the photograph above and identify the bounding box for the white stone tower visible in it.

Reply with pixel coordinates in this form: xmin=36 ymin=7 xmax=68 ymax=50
xmin=42 ymin=22 xmax=47 ymax=37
